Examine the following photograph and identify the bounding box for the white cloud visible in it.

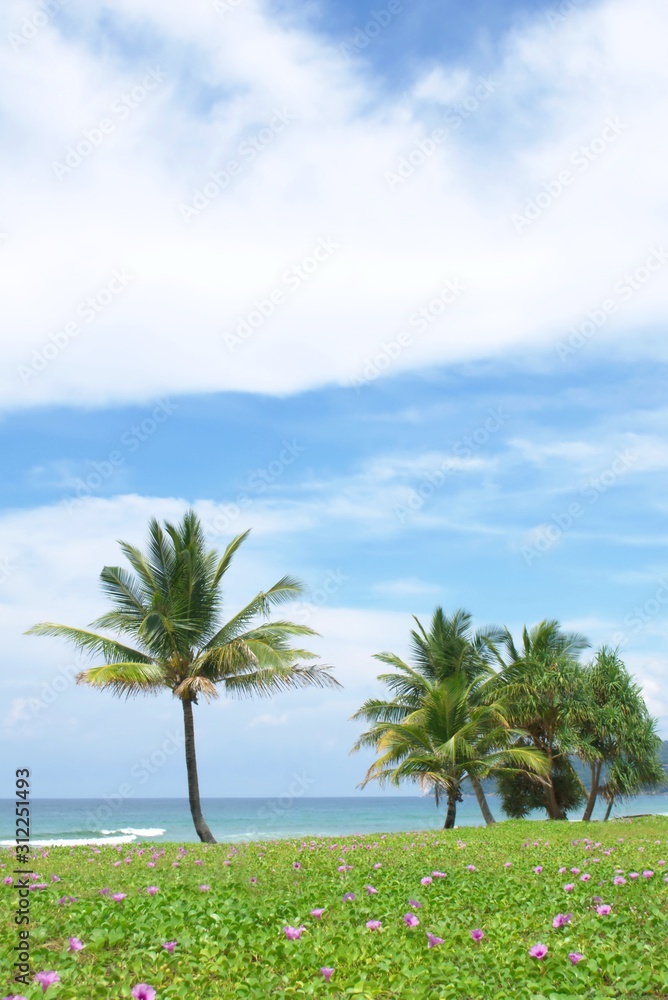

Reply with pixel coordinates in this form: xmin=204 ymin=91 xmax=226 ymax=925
xmin=0 ymin=0 xmax=667 ymax=410
xmin=247 ymin=712 xmax=289 ymax=728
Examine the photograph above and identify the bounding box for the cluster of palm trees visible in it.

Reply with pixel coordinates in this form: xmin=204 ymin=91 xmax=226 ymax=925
xmin=354 ymin=609 xmax=665 ymax=827
xmin=27 ymin=511 xmax=665 ymax=840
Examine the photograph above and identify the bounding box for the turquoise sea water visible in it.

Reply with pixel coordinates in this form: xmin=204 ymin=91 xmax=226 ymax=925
xmin=1 ymin=794 xmax=667 ymax=845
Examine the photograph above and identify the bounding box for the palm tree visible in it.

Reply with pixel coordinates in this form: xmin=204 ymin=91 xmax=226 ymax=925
xmin=598 ymin=715 xmax=665 ymax=820
xmin=487 ymin=620 xmax=590 ymax=820
xmin=351 ymin=608 xmax=503 ymax=824
xmin=354 ymin=673 xmax=548 ymax=828
xmin=27 ymin=511 xmax=340 ymax=842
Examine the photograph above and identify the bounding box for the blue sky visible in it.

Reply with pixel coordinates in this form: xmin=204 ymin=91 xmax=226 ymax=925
xmin=1 ymin=0 xmax=667 ymax=800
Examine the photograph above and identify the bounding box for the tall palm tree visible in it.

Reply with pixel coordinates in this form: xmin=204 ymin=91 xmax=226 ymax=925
xmin=487 ymin=620 xmax=590 ymax=820
xmin=354 ymin=673 xmax=548 ymax=828
xmin=27 ymin=511 xmax=340 ymax=842
xmin=352 ymin=608 xmax=506 ymax=825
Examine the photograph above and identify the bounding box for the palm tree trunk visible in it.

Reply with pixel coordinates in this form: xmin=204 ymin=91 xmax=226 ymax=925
xmin=444 ymin=792 xmax=457 ymax=829
xmin=469 ymin=775 xmax=496 ymax=825
xmin=182 ymin=697 xmax=216 ymax=843
xmin=603 ymin=796 xmax=614 ymax=821
xmin=582 ymin=762 xmax=601 ymax=822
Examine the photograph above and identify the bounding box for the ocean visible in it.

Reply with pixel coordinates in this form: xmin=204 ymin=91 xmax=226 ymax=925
xmin=1 ymin=793 xmax=667 ymax=846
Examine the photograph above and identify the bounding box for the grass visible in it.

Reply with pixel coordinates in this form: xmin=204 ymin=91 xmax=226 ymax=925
xmin=1 ymin=817 xmax=667 ymax=999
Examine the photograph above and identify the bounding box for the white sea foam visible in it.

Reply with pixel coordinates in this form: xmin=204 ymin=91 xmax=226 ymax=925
xmin=100 ymin=828 xmax=166 ymax=837
xmin=0 ymin=835 xmax=138 ymax=847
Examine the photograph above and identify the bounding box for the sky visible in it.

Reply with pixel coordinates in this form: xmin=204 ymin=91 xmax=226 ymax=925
xmin=1 ymin=0 xmax=667 ymax=801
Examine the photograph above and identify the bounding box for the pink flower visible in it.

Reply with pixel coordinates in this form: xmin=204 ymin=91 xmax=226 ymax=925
xmin=162 ymin=941 xmax=177 ymax=953
xmin=131 ymin=987 xmax=156 ymax=1000
xmin=373 ymin=863 xmax=382 ymax=869
xmin=342 ymin=892 xmax=356 ymax=902
xmin=337 ymin=864 xmax=353 ymax=872
xmin=432 ymin=871 xmax=447 ymax=878
xmin=570 ymin=868 xmax=580 ymax=875
xmin=112 ymin=893 xmax=126 ymax=902
xmin=613 ymin=876 xmax=626 ymax=885
xmin=310 ymin=908 xmax=325 ymax=919
xmin=466 ymin=865 xmax=476 ymax=872
xmin=568 ymin=952 xmax=585 ymax=965
xmin=596 ymin=905 xmax=612 ymax=916
xmin=293 ymin=862 xmax=301 ymax=870
xmin=147 ymin=862 xmax=156 ymax=868
xmin=284 ymin=925 xmax=306 ymax=940
xmin=198 ymin=885 xmax=210 ymax=892
xmin=409 ymin=899 xmax=423 ymax=908
xmin=580 ymin=873 xmax=591 ymax=882
xmin=68 ymin=937 xmax=84 ymax=951
xmin=404 ymin=913 xmax=419 ymax=927
xmin=642 ymin=870 xmax=654 ymax=879
xmin=470 ymin=928 xmax=484 ymax=942
xmin=558 ymin=867 xmax=566 ymax=874
xmin=2 ymin=877 xmax=12 ymax=885
xmin=629 ymin=872 xmax=639 ymax=880
xmin=534 ymin=866 xmax=543 ymax=874
xmin=2 ymin=995 xmax=28 ymax=999
xmin=51 ymin=875 xmax=60 ymax=882
xmin=320 ymin=967 xmax=334 ymax=982
xmin=146 ymin=886 xmax=159 ymax=895
xmin=194 ymin=859 xmax=203 ymax=865
xmin=34 ymin=972 xmax=60 ymax=992
xmin=504 ymin=862 xmax=512 ymax=868
xmin=564 ymin=883 xmax=575 ymax=893
xmin=249 ymin=877 xmax=257 ymax=884
xmin=529 ymin=943 xmax=548 ymax=960
xmin=366 ymin=885 xmax=378 ymax=895
xmin=426 ymin=932 xmax=443 ymax=948
xmin=552 ymin=913 xmax=572 ymax=928
xmin=421 ymin=877 xmax=432 ymax=886
xmin=366 ymin=920 xmax=382 ymax=931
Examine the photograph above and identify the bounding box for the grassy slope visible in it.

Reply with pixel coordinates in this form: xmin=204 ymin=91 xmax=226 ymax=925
xmin=1 ymin=817 xmax=667 ymax=1000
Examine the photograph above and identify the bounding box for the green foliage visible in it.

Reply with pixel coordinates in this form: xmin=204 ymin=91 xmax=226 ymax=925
xmin=496 ymin=751 xmax=586 ymax=819
xmin=2 ymin=818 xmax=667 ymax=999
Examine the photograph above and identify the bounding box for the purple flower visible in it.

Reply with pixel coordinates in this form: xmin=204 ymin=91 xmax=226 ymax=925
xmin=409 ymin=899 xmax=423 ymax=908
xmin=596 ymin=904 xmax=612 ymax=915
xmin=146 ymin=886 xmax=159 ymax=895
xmin=564 ymin=883 xmax=575 ymax=893
xmin=198 ymin=884 xmax=210 ymax=892
xmin=293 ymin=862 xmax=301 ymax=870
xmin=529 ymin=943 xmax=548 ymax=960
xmin=570 ymin=868 xmax=580 ymax=875
xmin=534 ymin=866 xmax=543 ymax=873
xmin=470 ymin=928 xmax=484 ymax=942
xmin=613 ymin=876 xmax=626 ymax=885
xmin=552 ymin=913 xmax=572 ymax=928
xmin=320 ymin=967 xmax=334 ymax=982
xmin=342 ymin=891 xmax=356 ymax=902
xmin=426 ymin=932 xmax=444 ymax=948
xmin=373 ymin=863 xmax=382 ymax=869
xmin=642 ymin=870 xmax=654 ymax=879
xmin=366 ymin=920 xmax=382 ymax=931
xmin=504 ymin=862 xmax=512 ymax=868
xmin=2 ymin=995 xmax=29 ymax=999
xmin=68 ymin=937 xmax=84 ymax=951
xmin=421 ymin=876 xmax=432 ymax=886
xmin=404 ymin=913 xmax=419 ymax=927
xmin=466 ymin=865 xmax=476 ymax=872
xmin=34 ymin=972 xmax=60 ymax=992
xmin=249 ymin=877 xmax=257 ymax=884
xmin=112 ymin=893 xmax=126 ymax=902
xmin=2 ymin=877 xmax=12 ymax=885
xmin=432 ymin=871 xmax=447 ymax=878
xmin=569 ymin=952 xmax=585 ymax=965
xmin=162 ymin=941 xmax=177 ymax=953
xmin=629 ymin=872 xmax=639 ymax=880
xmin=580 ymin=873 xmax=591 ymax=882
xmin=310 ymin=908 xmax=325 ymax=919
xmin=284 ymin=925 xmax=306 ymax=940
xmin=366 ymin=885 xmax=378 ymax=895
xmin=131 ymin=987 xmax=156 ymax=1000
xmin=51 ymin=875 xmax=60 ymax=882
